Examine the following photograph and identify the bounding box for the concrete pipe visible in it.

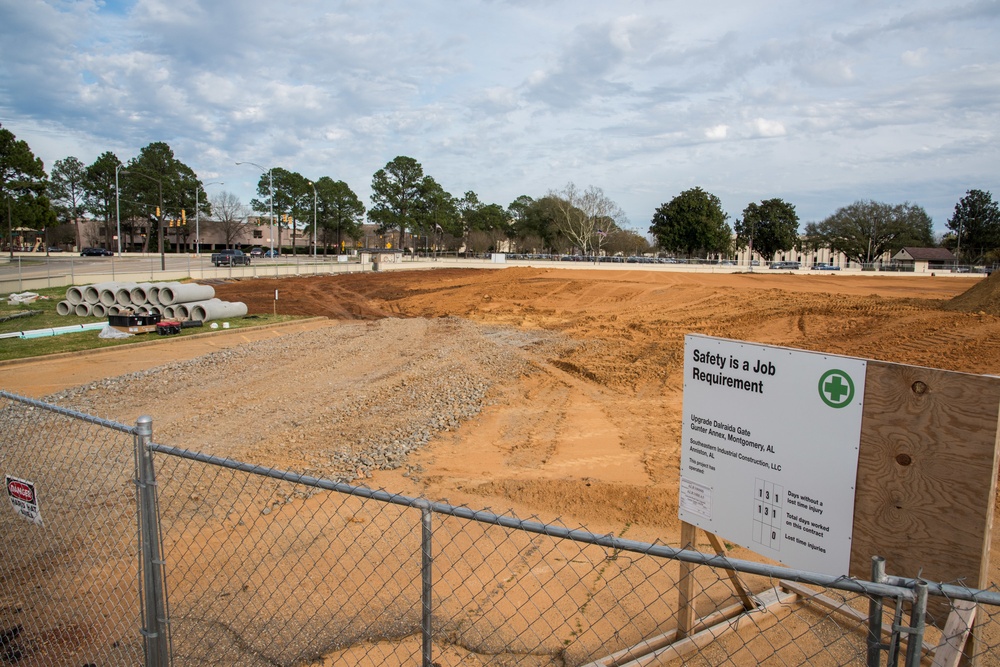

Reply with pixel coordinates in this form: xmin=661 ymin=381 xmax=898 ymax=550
xmin=56 ymin=300 xmax=74 ymax=316
xmin=190 ymin=299 xmax=248 ymax=323
xmin=147 ymin=305 xmax=163 ymax=316
xmin=107 ymin=305 xmax=122 ymax=316
xmin=147 ymin=281 xmax=179 ymax=305
xmin=100 ymin=282 xmax=135 ymax=306
xmin=65 ymin=286 xmax=85 ymax=305
xmin=174 ymin=299 xmax=214 ymax=320
xmin=114 ymin=283 xmax=139 ymax=307
xmin=91 ymin=302 xmax=107 ymax=318
xmin=74 ymin=302 xmax=93 ymax=317
xmin=83 ymin=281 xmax=122 ymax=305
xmin=129 ymin=283 xmax=155 ymax=306
xmin=162 ymin=305 xmax=179 ymax=320
xmin=158 ymin=283 xmax=215 ymax=306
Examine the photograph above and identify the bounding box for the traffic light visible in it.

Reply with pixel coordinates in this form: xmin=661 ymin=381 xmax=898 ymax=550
xmin=181 ymin=209 xmax=186 ymax=225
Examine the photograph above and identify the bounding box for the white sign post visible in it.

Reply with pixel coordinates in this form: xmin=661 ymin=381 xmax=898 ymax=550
xmin=679 ymin=334 xmax=867 ymax=576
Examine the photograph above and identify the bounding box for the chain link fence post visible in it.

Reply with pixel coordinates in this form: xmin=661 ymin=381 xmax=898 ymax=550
xmin=135 ymin=415 xmax=170 ymax=667
xmin=904 ymin=581 xmax=928 ymax=667
xmin=867 ymin=555 xmax=886 ymax=666
xmin=419 ymin=499 xmax=433 ymax=667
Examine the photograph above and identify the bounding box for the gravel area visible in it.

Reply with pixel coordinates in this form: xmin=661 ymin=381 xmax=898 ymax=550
xmin=45 ymin=316 xmax=568 ymax=484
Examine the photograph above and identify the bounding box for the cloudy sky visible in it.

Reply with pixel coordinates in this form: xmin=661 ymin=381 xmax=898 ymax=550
xmin=1 ymin=0 xmax=998 ymax=235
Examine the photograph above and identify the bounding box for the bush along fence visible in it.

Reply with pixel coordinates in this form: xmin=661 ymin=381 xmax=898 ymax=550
xmin=2 ymin=389 xmax=1000 ymax=666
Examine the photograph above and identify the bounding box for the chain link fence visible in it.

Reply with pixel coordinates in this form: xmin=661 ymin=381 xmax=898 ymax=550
xmin=3 ymin=390 xmax=1000 ymax=666
xmin=0 ymin=392 xmax=146 ymax=665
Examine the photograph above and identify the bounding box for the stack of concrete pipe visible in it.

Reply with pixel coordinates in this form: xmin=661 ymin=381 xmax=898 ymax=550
xmin=58 ymin=281 xmax=247 ymax=323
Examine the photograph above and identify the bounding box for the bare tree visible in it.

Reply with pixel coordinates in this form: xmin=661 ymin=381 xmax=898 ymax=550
xmin=465 ymin=229 xmax=492 ymax=255
xmin=548 ymin=183 xmax=628 ymax=255
xmin=604 ymin=229 xmax=651 ymax=256
xmin=210 ymin=191 xmax=249 ymax=249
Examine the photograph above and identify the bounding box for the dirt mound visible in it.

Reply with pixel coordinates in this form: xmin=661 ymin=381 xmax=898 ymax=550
xmin=212 ymin=274 xmax=397 ymax=320
xmin=942 ymin=272 xmax=1000 ymax=314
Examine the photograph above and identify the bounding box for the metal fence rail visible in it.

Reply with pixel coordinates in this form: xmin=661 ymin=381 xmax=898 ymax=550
xmin=3 ymin=390 xmax=1000 ymax=666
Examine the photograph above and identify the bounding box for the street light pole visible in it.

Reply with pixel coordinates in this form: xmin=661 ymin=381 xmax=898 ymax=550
xmin=115 ymin=164 xmax=124 ymax=256
xmin=195 ymin=181 xmax=223 ymax=256
xmin=236 ymin=161 xmax=273 ymax=256
xmin=307 ymin=180 xmax=317 ymax=257
xmin=6 ymin=196 xmax=11 ymax=259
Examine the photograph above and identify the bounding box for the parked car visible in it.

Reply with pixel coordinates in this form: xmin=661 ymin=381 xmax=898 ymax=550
xmin=211 ymin=249 xmax=251 ymax=266
xmin=249 ymin=247 xmax=264 ymax=257
xmin=263 ymin=249 xmax=280 ymax=258
xmin=811 ymin=263 xmax=841 ymax=271
xmin=45 ymin=246 xmax=63 ymax=253
xmin=769 ymin=261 xmax=801 ymax=270
xmin=80 ymin=247 xmax=113 ymax=256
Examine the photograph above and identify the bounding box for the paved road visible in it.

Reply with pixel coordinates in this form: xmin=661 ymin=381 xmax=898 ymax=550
xmin=0 ymin=254 xmax=215 ymax=284
xmin=0 ymin=253 xmax=358 ymax=292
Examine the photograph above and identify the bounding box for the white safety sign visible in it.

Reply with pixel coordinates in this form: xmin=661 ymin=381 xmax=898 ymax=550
xmin=679 ymin=335 xmax=867 ymax=576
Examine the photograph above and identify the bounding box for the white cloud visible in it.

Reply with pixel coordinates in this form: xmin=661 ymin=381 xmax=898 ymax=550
xmin=752 ymin=118 xmax=787 ymax=137
xmin=705 ymin=125 xmax=729 ymax=140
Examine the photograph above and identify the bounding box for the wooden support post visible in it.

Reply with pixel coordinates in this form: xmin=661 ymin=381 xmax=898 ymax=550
xmin=931 ymin=601 xmax=977 ymax=667
xmin=677 ymin=521 xmax=698 ymax=639
xmin=704 ymin=532 xmax=755 ymax=612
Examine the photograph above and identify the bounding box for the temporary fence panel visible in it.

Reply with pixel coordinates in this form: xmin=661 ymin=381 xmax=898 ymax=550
xmin=0 ymin=394 xmax=145 ymax=665
xmin=152 ymin=450 xmax=425 ymax=666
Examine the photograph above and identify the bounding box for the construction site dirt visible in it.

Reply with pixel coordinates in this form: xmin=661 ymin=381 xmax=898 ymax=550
xmin=4 ymin=267 xmax=1000 ymax=664
xmin=6 ymin=268 xmax=1000 ymax=540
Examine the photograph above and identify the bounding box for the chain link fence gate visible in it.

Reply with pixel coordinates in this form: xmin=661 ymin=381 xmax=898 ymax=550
xmin=3 ymin=390 xmax=1000 ymax=666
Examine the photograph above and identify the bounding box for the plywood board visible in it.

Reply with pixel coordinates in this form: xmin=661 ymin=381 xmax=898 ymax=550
xmin=850 ymin=361 xmax=1000 ymax=593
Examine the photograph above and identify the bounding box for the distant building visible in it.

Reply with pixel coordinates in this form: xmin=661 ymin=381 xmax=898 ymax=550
xmin=891 ymin=247 xmax=958 ymax=272
xmin=734 ymin=244 xmax=883 ymax=268
xmin=74 ymin=216 xmax=318 ymax=253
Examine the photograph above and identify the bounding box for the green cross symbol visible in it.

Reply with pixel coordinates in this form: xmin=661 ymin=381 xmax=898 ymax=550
xmin=818 ymin=370 xmax=855 ymax=408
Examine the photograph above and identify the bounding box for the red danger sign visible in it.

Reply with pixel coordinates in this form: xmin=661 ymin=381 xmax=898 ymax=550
xmin=7 ymin=478 xmax=34 ymax=503
xmin=6 ymin=475 xmax=43 ymax=526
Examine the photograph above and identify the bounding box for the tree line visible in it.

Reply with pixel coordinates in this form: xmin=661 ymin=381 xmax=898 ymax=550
xmin=651 ymin=187 xmax=1000 ymax=266
xmin=3 ymin=122 xmax=998 ymax=262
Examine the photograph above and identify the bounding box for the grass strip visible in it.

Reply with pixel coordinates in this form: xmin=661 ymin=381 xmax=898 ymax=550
xmin=0 ymin=284 xmax=297 ymax=362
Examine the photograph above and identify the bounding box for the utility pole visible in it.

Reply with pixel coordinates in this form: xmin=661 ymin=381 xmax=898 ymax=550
xmin=308 ymin=180 xmax=317 ymax=257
